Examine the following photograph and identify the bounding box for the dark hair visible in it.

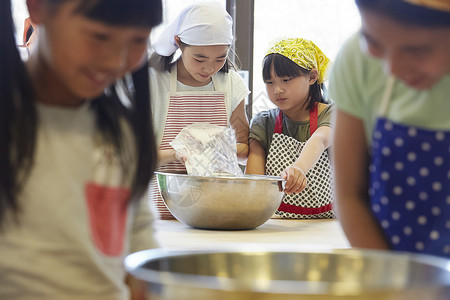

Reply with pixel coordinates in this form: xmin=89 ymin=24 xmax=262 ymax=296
xmin=149 ymin=41 xmax=235 ymax=73
xmin=355 ymin=0 xmax=450 ymax=27
xmin=262 ymin=53 xmax=328 ymax=111
xmin=25 ymin=26 xmax=34 ymax=44
xmin=0 ymin=0 xmax=162 ymax=228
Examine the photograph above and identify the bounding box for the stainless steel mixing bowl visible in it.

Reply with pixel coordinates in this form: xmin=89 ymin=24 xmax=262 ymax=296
xmin=126 ymin=248 xmax=450 ymax=300
xmin=155 ymin=172 xmax=284 ymax=230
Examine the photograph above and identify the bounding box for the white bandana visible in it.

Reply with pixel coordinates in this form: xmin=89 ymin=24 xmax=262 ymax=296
xmin=152 ymin=1 xmax=233 ymax=56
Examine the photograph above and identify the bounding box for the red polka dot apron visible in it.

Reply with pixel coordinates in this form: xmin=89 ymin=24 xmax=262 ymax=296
xmin=265 ymin=104 xmax=334 ymax=219
xmin=149 ymin=68 xmax=228 ymax=219
xmin=369 ymin=76 xmax=450 ymax=258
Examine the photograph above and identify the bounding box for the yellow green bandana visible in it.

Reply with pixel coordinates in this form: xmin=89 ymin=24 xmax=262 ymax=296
xmin=265 ymin=38 xmax=331 ymax=84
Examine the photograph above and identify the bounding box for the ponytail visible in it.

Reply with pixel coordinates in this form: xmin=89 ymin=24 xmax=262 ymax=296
xmin=90 ymin=61 xmax=157 ymax=203
xmin=149 ymin=51 xmax=176 ymax=72
xmin=130 ymin=61 xmax=157 ymax=199
xmin=307 ymin=82 xmax=329 ymax=110
xmin=0 ymin=0 xmax=37 ymax=228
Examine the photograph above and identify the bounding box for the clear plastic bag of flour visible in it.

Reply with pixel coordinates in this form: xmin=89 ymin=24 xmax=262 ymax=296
xmin=170 ymin=123 xmax=243 ymax=176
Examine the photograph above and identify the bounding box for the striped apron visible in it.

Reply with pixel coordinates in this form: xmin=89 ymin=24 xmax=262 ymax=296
xmin=149 ymin=69 xmax=228 ymax=219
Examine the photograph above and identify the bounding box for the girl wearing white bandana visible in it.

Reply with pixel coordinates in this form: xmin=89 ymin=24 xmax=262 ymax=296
xmin=148 ymin=1 xmax=250 ymax=219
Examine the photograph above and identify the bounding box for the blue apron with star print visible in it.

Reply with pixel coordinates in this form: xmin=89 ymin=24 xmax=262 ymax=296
xmin=369 ymin=77 xmax=450 ymax=258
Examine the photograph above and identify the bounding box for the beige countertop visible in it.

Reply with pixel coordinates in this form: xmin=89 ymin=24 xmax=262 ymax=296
xmin=154 ymin=218 xmax=351 ymax=251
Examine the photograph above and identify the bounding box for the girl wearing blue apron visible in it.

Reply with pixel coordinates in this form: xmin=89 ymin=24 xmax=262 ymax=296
xmin=330 ymin=0 xmax=450 ymax=258
xmin=370 ymin=77 xmax=450 ymax=256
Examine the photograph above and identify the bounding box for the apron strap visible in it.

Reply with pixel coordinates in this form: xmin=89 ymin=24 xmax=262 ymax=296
xmin=274 ymin=110 xmax=284 ymax=134
xmin=378 ymin=76 xmax=396 ymax=117
xmin=274 ymin=103 xmax=319 ymax=135
xmin=170 ymin=65 xmax=178 ymax=93
xmin=309 ymin=102 xmax=318 ymax=135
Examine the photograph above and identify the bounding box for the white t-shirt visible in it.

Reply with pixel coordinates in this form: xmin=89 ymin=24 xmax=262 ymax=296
xmin=0 ymin=103 xmax=158 ymax=300
xmin=149 ymin=66 xmax=250 ymax=146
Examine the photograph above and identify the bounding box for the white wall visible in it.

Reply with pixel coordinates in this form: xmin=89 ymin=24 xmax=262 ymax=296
xmin=10 ymin=0 xmax=361 ymax=116
xmin=252 ymin=0 xmax=361 ymax=115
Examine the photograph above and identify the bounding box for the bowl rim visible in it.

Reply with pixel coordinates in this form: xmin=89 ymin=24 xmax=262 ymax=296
xmin=125 ymin=247 xmax=450 ymax=295
xmin=155 ymin=171 xmax=285 ymax=182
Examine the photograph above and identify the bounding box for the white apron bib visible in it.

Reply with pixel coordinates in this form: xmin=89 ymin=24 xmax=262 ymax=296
xmin=265 ymin=104 xmax=334 ymax=219
xmin=149 ymin=68 xmax=228 ymax=219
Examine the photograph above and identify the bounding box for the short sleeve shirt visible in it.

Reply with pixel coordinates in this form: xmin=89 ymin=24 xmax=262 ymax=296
xmin=0 ymin=103 xmax=158 ymax=299
xmin=249 ymin=104 xmax=334 ymax=155
xmin=328 ymin=33 xmax=450 ymax=146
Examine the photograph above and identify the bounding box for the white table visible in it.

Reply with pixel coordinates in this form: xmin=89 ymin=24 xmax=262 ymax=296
xmin=154 ymin=219 xmax=350 ymax=251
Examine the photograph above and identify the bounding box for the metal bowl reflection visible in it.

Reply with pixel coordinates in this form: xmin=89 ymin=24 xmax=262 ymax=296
xmin=126 ymin=248 xmax=450 ymax=300
xmin=155 ymin=172 xmax=284 ymax=230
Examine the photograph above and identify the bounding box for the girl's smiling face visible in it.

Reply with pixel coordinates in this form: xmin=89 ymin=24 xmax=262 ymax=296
xmin=28 ymin=0 xmax=151 ymax=106
xmin=177 ymin=40 xmax=229 ymax=86
xmin=360 ymin=8 xmax=450 ymax=90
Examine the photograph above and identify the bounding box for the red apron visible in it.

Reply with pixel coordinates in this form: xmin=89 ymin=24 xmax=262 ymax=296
xmin=265 ymin=104 xmax=334 ymax=219
xmin=149 ymin=68 xmax=228 ymax=219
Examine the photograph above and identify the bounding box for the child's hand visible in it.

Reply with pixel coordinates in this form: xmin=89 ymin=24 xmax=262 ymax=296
xmin=158 ymin=149 xmax=187 ymax=166
xmin=280 ymin=166 xmax=307 ymax=195
xmin=175 ymin=151 xmax=187 ymax=164
xmin=125 ymin=274 xmax=147 ymax=300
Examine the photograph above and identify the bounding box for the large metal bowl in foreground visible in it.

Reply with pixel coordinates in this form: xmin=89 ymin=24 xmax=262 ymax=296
xmin=126 ymin=248 xmax=450 ymax=300
xmin=155 ymin=172 xmax=284 ymax=230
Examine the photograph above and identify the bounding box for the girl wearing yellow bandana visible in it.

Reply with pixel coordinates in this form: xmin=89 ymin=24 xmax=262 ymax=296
xmin=246 ymin=38 xmax=335 ymax=219
xmin=330 ymin=0 xmax=450 ymax=257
